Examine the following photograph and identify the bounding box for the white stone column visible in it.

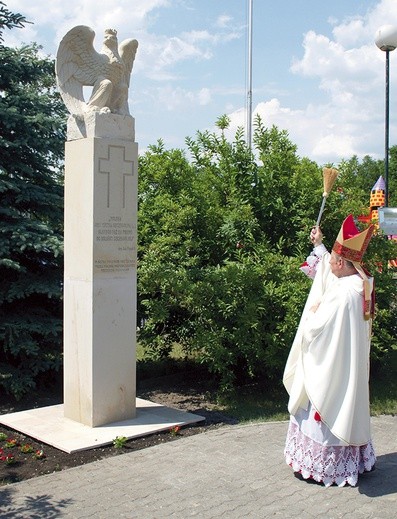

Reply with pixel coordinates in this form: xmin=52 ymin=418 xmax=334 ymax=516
xmin=63 ymin=133 xmax=137 ymax=427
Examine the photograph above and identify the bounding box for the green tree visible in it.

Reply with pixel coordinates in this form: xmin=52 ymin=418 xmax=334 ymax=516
xmin=388 ymin=145 xmax=397 ymax=206
xmin=0 ymin=2 xmax=26 ymax=37
xmin=0 ymin=4 xmax=66 ymax=398
xmin=138 ymin=119 xmax=310 ymax=388
xmin=137 ymin=141 xmax=203 ymax=357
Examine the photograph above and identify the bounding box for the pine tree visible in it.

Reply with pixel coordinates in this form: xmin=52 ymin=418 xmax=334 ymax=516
xmin=0 ymin=2 xmax=66 ymax=398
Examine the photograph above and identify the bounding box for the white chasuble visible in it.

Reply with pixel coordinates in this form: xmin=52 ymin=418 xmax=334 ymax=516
xmin=283 ymin=252 xmax=373 ymax=446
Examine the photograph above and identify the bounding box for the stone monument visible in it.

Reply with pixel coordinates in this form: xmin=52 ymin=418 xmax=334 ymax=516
xmin=0 ymin=25 xmax=204 ymax=452
xmin=56 ymin=25 xmax=139 ymax=427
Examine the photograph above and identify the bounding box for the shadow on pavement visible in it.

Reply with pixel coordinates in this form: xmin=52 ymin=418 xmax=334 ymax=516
xmin=0 ymin=487 xmax=73 ymax=519
xmin=358 ymin=452 xmax=397 ymax=497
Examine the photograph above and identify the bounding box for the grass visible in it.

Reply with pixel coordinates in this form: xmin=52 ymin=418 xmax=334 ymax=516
xmin=137 ymin=342 xmax=196 ymax=379
xmin=215 ymin=382 xmax=290 ymax=423
xmin=216 ymin=378 xmax=397 ymax=425
xmin=369 ymin=374 xmax=397 ymax=416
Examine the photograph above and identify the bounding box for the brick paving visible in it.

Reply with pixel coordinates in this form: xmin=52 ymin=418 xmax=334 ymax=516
xmin=0 ymin=415 xmax=396 ymax=518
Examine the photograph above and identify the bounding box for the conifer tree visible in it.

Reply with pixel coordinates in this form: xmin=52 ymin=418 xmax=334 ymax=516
xmin=0 ymin=2 xmax=66 ymax=397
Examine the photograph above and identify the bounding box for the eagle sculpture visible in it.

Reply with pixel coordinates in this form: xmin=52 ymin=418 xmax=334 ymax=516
xmin=56 ymin=26 xmax=138 ymax=118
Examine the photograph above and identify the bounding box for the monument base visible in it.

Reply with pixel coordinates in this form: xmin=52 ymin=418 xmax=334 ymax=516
xmin=0 ymin=399 xmax=205 ymax=454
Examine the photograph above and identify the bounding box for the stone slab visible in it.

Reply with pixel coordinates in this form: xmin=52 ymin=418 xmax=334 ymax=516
xmin=0 ymin=398 xmax=205 ymax=454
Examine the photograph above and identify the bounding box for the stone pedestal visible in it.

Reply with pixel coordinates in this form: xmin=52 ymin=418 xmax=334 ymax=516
xmin=63 ymin=135 xmax=137 ymax=427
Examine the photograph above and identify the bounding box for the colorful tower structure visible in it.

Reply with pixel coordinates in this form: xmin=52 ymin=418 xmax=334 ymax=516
xmin=358 ymin=176 xmax=386 ymax=227
xmin=358 ymin=175 xmax=397 ymax=268
xmin=369 ymin=176 xmax=386 ymax=225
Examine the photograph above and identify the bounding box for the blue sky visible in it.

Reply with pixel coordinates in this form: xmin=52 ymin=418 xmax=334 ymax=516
xmin=4 ymin=0 xmax=397 ymax=164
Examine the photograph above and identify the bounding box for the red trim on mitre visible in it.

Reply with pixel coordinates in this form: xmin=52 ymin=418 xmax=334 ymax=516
xmin=332 ymin=215 xmax=374 ymax=263
xmin=332 ymin=241 xmax=364 ymax=262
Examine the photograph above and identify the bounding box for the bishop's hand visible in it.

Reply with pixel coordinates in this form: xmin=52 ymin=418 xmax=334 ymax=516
xmin=310 ymin=226 xmax=323 ymax=247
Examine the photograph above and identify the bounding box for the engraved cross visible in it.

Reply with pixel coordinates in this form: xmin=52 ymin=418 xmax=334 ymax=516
xmin=98 ymin=145 xmax=134 ymax=209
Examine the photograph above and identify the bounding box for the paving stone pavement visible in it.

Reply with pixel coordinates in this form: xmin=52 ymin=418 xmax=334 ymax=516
xmin=0 ymin=415 xmax=395 ymax=518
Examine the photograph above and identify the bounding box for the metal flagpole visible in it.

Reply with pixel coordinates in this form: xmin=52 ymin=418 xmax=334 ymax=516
xmin=247 ymin=0 xmax=253 ymax=149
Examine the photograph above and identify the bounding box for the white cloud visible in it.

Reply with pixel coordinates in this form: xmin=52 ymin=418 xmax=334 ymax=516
xmin=291 ymin=31 xmax=378 ymax=83
xmin=4 ymin=0 xmax=169 ymax=51
xmin=224 ymin=93 xmax=381 ymax=163
xmin=154 ymin=85 xmax=211 ymax=111
xmin=312 ymin=133 xmax=356 ymax=159
xmin=181 ymin=30 xmax=218 ymax=45
xmin=216 ymin=15 xmax=233 ymax=29
xmin=198 ymin=88 xmax=212 ymax=105
xmin=156 ymin=36 xmax=211 ymax=67
xmin=332 ymin=18 xmax=368 ymax=48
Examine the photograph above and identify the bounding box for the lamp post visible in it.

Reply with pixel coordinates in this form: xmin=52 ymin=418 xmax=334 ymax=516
xmin=375 ymin=25 xmax=397 ymax=207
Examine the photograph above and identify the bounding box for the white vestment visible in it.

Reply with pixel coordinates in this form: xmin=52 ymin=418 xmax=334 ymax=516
xmin=283 ymin=250 xmax=373 ymax=447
